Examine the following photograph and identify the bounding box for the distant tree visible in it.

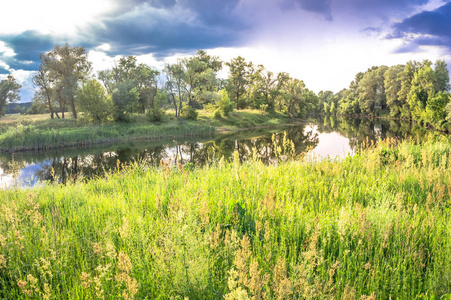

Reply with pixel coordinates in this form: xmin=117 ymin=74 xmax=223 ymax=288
xmin=226 ymin=56 xmax=250 ymax=109
xmin=397 ymin=60 xmax=432 ymax=119
xmin=32 ymin=53 xmax=60 ymax=119
xmin=384 ymin=64 xmax=404 ymax=117
xmin=0 ymin=75 xmax=21 ymax=116
xmin=358 ymin=66 xmax=388 ymax=115
xmin=163 ymin=62 xmax=185 ymax=117
xmin=182 ymin=50 xmax=222 ymax=108
xmin=112 ymin=81 xmax=139 ymax=122
xmin=76 ymin=79 xmax=112 ymax=124
xmin=434 ymin=60 xmax=450 ymax=92
xmin=44 ymin=44 xmax=92 ymax=119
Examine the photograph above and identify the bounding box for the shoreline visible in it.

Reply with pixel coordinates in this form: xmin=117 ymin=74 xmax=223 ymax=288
xmin=0 ymin=111 xmax=296 ymax=153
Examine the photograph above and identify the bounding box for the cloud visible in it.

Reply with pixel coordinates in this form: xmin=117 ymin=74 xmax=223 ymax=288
xmin=280 ymin=0 xmax=332 ymax=20
xmin=85 ymin=2 xmax=246 ymax=58
xmin=388 ymin=2 xmax=451 ymax=53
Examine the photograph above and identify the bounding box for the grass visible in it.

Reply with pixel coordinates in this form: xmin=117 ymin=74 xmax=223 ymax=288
xmin=1 ymin=137 xmax=451 ymax=299
xmin=0 ymin=110 xmax=291 ymax=152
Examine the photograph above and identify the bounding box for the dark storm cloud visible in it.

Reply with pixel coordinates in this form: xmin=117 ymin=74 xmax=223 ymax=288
xmin=389 ymin=2 xmax=451 ymax=53
xmin=92 ymin=18 xmax=240 ymax=58
xmin=87 ymin=0 xmax=247 ymax=58
xmin=338 ymin=0 xmax=429 ymax=18
xmin=2 ymin=31 xmax=54 ymax=62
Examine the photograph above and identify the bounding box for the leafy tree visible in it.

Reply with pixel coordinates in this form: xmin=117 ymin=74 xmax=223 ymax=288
xmin=407 ymin=65 xmax=436 ymax=124
xmin=76 ymin=79 xmax=112 ymax=124
xmin=32 ymin=53 xmax=60 ymax=119
xmin=226 ymin=56 xmax=250 ymax=109
xmin=112 ymin=81 xmax=139 ymax=122
xmin=163 ymin=62 xmax=185 ymax=117
xmin=0 ymin=75 xmax=21 ymax=116
xmin=397 ymin=60 xmax=432 ymax=118
xmin=181 ymin=50 xmax=222 ymax=108
xmin=434 ymin=60 xmax=450 ymax=92
xmin=44 ymin=44 xmax=92 ymax=119
xmin=358 ymin=66 xmax=388 ymax=115
xmin=384 ymin=64 xmax=404 ymax=117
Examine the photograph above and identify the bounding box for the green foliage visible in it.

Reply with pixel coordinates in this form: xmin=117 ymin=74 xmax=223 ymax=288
xmin=112 ymin=81 xmax=139 ymax=122
xmin=217 ymin=89 xmax=234 ymax=117
xmin=0 ymin=75 xmax=21 ymax=116
xmin=76 ymin=79 xmax=112 ymax=124
xmin=146 ymin=92 xmax=166 ymax=123
xmin=181 ymin=106 xmax=198 ymax=120
xmin=213 ymin=109 xmax=222 ymax=119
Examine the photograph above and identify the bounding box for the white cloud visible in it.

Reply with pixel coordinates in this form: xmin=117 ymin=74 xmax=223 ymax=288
xmin=0 ymin=60 xmax=10 ymax=71
xmin=0 ymin=0 xmax=117 ymax=36
xmin=0 ymin=41 xmax=16 ymax=57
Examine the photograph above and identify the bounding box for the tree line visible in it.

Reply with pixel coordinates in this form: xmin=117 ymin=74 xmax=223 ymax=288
xmin=26 ymin=44 xmax=319 ymax=123
xmin=319 ymin=60 xmax=451 ymax=130
xmin=2 ymin=44 xmax=451 ymax=131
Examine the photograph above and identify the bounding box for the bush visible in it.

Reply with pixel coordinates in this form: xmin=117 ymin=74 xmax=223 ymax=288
xmin=181 ymin=106 xmax=198 ymax=120
xmin=217 ymin=89 xmax=234 ymax=117
xmin=147 ymin=108 xmax=165 ymax=122
xmin=213 ymin=109 xmax=222 ymax=119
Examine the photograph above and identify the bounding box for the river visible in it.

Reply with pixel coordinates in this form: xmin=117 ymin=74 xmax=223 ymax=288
xmin=0 ymin=116 xmax=431 ymax=188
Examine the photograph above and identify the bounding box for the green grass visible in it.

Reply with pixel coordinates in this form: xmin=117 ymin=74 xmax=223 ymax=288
xmin=1 ymin=138 xmax=451 ymax=299
xmin=0 ymin=110 xmax=291 ymax=152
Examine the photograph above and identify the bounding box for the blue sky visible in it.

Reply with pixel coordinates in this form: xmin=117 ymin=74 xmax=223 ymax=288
xmin=1 ymin=0 xmax=450 ymax=102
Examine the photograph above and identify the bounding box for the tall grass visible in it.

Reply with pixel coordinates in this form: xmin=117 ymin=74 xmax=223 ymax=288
xmin=1 ymin=138 xmax=451 ymax=299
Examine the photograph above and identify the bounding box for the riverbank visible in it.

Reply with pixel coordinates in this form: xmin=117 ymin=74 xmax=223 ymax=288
xmin=0 ymin=110 xmax=291 ymax=152
xmin=1 ymin=139 xmax=450 ymax=298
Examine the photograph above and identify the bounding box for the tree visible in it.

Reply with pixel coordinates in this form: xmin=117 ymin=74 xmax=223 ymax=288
xmin=226 ymin=56 xmax=250 ymax=109
xmin=164 ymin=62 xmax=185 ymax=117
xmin=407 ymin=65 xmax=436 ymax=124
xmin=76 ymin=79 xmax=112 ymax=124
xmin=32 ymin=53 xmax=60 ymax=119
xmin=0 ymin=75 xmax=21 ymax=116
xmin=134 ymin=64 xmax=160 ymax=113
xmin=44 ymin=44 xmax=92 ymax=119
xmin=397 ymin=60 xmax=432 ymax=118
xmin=384 ymin=64 xmax=404 ymax=117
xmin=434 ymin=60 xmax=450 ymax=92
xmin=112 ymin=81 xmax=139 ymax=121
xmin=358 ymin=66 xmax=388 ymax=115
xmin=181 ymin=50 xmax=222 ymax=108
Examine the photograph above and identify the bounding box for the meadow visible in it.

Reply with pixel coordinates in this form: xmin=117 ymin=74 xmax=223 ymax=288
xmin=0 ymin=110 xmax=290 ymax=152
xmin=1 ymin=136 xmax=451 ymax=299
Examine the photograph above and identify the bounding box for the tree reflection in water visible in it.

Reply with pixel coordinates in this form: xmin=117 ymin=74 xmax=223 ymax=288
xmin=0 ymin=117 xmax=434 ymax=188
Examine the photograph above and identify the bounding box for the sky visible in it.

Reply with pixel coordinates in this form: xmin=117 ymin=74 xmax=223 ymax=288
xmin=1 ymin=0 xmax=451 ymax=102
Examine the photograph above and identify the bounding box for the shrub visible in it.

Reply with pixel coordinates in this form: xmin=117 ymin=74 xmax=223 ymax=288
xmin=217 ymin=89 xmax=234 ymax=117
xmin=181 ymin=106 xmax=198 ymax=120
xmin=213 ymin=109 xmax=222 ymax=119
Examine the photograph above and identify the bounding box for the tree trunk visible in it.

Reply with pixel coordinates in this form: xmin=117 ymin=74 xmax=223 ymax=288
xmin=172 ymin=94 xmax=178 ymax=117
xmin=70 ymin=97 xmax=77 ymax=119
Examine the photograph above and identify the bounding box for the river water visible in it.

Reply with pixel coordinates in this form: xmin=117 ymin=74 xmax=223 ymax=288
xmin=0 ymin=116 xmax=430 ymax=188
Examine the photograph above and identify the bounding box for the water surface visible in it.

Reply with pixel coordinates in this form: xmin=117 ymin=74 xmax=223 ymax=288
xmin=0 ymin=116 xmax=430 ymax=188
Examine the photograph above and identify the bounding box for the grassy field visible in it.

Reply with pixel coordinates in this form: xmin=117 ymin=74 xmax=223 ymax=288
xmin=0 ymin=110 xmax=290 ymax=152
xmin=1 ymin=137 xmax=451 ymax=299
